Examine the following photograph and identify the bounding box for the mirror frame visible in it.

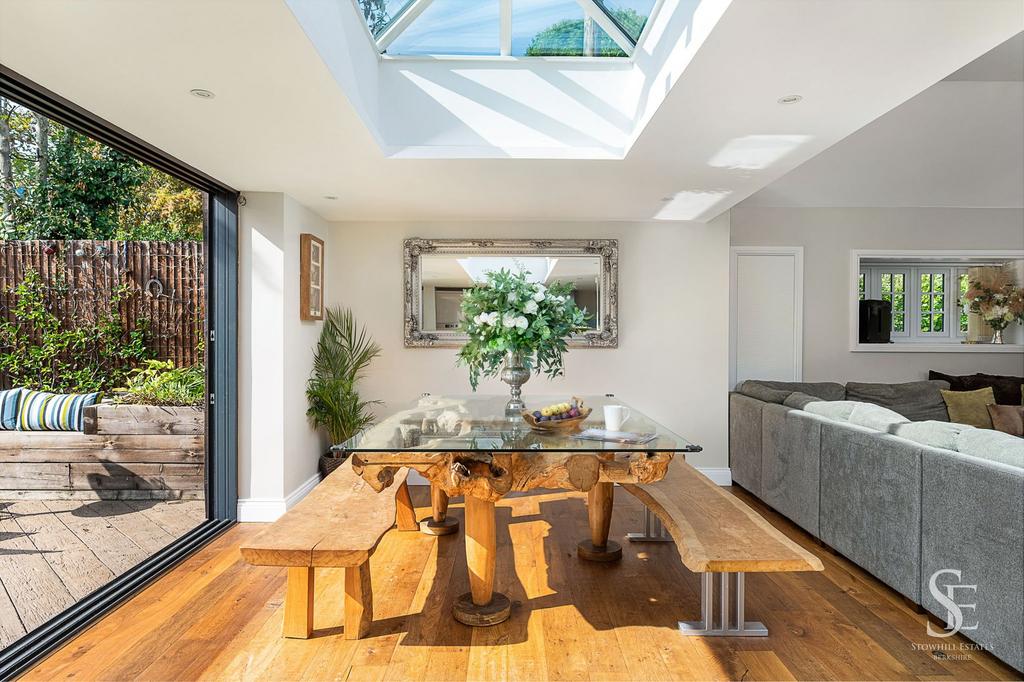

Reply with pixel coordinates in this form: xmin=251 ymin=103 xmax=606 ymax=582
xmin=404 ymin=237 xmax=619 ymax=348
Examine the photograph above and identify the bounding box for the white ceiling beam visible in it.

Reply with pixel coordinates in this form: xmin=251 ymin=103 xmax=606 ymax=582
xmin=376 ymin=0 xmax=435 ymax=52
xmin=575 ymin=0 xmax=634 ymax=57
xmin=500 ymin=0 xmax=512 ymax=56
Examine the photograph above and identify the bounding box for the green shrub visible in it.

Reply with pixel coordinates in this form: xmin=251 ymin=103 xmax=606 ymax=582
xmin=116 ymin=359 xmax=205 ymax=406
xmin=0 ymin=269 xmax=152 ymax=393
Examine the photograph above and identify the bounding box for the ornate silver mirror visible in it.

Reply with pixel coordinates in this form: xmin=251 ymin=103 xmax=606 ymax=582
xmin=404 ymin=238 xmax=618 ymax=348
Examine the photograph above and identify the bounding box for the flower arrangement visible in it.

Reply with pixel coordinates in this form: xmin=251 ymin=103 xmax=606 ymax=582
xmin=962 ymin=267 xmax=1024 ymax=342
xmin=457 ymin=269 xmax=590 ymax=390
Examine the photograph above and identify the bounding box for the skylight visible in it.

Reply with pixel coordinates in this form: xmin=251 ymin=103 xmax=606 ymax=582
xmin=355 ymin=0 xmax=658 ymax=58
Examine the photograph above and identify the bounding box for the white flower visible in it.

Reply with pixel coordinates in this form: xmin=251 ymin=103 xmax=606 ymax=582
xmin=507 ymin=292 xmax=518 ymax=304
xmin=477 ymin=312 xmax=499 ymax=326
xmin=502 ymin=313 xmax=518 ymax=328
xmin=515 ymin=316 xmax=529 ymax=330
xmin=523 ymin=299 xmax=538 ymax=314
xmin=532 ymin=285 xmax=546 ymax=302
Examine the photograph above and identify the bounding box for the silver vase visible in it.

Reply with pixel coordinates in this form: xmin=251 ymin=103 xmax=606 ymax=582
xmin=501 ymin=351 xmax=530 ymax=416
xmin=992 ymin=328 xmax=1004 ymax=344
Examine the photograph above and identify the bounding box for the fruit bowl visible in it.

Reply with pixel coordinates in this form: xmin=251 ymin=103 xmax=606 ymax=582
xmin=522 ymin=397 xmax=592 ymax=433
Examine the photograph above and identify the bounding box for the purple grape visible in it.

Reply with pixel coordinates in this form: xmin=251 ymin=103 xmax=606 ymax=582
xmin=569 ymin=408 xmax=579 ymax=417
xmin=532 ymin=410 xmax=542 ymax=419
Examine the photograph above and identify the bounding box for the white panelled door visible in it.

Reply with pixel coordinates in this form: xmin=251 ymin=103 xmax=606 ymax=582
xmin=730 ymin=247 xmax=804 ymax=388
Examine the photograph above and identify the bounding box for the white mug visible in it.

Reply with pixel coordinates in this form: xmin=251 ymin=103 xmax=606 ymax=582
xmin=604 ymin=405 xmax=631 ymax=431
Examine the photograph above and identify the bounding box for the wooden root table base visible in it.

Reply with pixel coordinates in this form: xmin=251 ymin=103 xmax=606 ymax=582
xmin=452 ymin=592 xmax=512 ymax=626
xmin=419 ymin=484 xmax=459 ymax=536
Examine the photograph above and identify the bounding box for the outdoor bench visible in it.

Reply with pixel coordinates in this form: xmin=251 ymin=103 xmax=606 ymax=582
xmin=240 ymin=458 xmax=418 ymax=639
xmin=622 ymin=462 xmax=824 ymax=636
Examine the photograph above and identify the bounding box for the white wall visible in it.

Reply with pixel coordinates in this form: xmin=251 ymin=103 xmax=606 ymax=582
xmin=730 ymin=207 xmax=1024 ymax=383
xmin=237 ymin=192 xmax=330 ymax=520
xmin=326 ymin=217 xmax=732 ymax=473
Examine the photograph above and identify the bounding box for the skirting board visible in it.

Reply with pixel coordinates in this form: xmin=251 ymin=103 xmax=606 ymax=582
xmin=236 ymin=472 xmax=320 ymax=522
xmin=238 ymin=467 xmax=734 ymax=521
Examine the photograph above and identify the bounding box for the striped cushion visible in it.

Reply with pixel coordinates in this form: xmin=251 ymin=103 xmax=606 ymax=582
xmin=0 ymin=388 xmax=22 ymax=430
xmin=17 ymin=390 xmax=101 ymax=432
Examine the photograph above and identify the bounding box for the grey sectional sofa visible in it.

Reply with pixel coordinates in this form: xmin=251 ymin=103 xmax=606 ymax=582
xmin=730 ymin=380 xmax=1024 ymax=672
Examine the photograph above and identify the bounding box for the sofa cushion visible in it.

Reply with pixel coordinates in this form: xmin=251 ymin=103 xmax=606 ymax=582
xmin=891 ymin=420 xmax=975 ymax=452
xmin=738 ymin=380 xmax=846 ymax=402
xmin=848 ymin=403 xmax=911 ymax=432
xmin=782 ymin=391 xmax=820 ymax=410
xmin=988 ymin=404 xmax=1024 ymax=438
xmin=736 ymin=381 xmax=792 ymax=404
xmin=0 ymin=388 xmax=22 ymax=431
xmin=942 ymin=387 xmax=996 ymax=429
xmin=803 ymin=400 xmax=860 ymax=422
xmin=954 ymin=427 xmax=1024 ymax=469
xmin=930 ymin=370 xmax=1024 ymax=406
xmin=16 ymin=390 xmax=101 ymax=432
xmin=845 ymin=380 xmax=950 ymax=422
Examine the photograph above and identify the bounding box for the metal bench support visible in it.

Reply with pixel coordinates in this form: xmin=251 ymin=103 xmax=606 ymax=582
xmin=678 ymin=572 xmax=768 ymax=637
xmin=626 ymin=507 xmax=673 ymax=542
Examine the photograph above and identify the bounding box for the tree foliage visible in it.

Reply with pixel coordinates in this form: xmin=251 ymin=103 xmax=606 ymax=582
xmin=525 ymin=9 xmax=645 ymax=57
xmin=0 ymin=97 xmax=203 ymax=241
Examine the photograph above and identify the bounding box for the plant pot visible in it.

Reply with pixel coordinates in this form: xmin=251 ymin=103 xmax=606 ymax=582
xmin=320 ymin=450 xmax=349 ymax=479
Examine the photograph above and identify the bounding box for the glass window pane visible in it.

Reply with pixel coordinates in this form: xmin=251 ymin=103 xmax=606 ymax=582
xmin=514 ymin=0 xmax=585 ymax=56
xmin=960 ymin=311 xmax=968 ymax=334
xmin=882 ymin=293 xmax=892 ymax=302
xmin=357 ymin=0 xmax=417 ymax=37
xmin=881 ymin=273 xmax=892 ymax=291
xmin=934 ymin=313 xmax=944 ymax=332
xmin=933 ymin=294 xmax=944 ymax=311
xmin=959 ymin=273 xmax=968 ymax=296
xmin=894 ymin=313 xmax=905 ymax=332
xmin=934 ymin=273 xmax=944 ymax=293
xmin=893 ymin=274 xmax=904 ymax=293
xmin=893 ymin=294 xmax=904 ymax=312
xmin=593 ymin=0 xmax=657 ymax=41
xmin=858 ymin=273 xmax=865 ymax=300
xmin=920 ymin=273 xmax=931 ymax=293
xmin=920 ymin=294 xmax=930 ymax=310
xmin=921 ymin=315 xmax=931 ymax=333
xmin=388 ymin=0 xmax=500 ymax=55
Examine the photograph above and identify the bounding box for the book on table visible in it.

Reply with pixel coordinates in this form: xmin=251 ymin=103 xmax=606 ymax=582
xmin=573 ymin=429 xmax=657 ymax=445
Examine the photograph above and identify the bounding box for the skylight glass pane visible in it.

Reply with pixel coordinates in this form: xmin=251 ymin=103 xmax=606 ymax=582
xmin=387 ymin=0 xmax=500 ymax=56
xmin=513 ymin=0 xmax=627 ymax=57
xmin=356 ymin=0 xmax=416 ymax=38
xmin=594 ymin=0 xmax=657 ymax=41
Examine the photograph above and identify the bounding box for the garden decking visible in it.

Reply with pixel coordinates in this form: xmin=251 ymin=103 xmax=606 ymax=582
xmin=0 ymin=498 xmax=204 ymax=647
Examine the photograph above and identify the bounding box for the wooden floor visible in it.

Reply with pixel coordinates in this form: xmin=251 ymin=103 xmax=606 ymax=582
xmin=25 ymin=488 xmax=1021 ymax=682
xmin=0 ymin=499 xmax=205 ymax=648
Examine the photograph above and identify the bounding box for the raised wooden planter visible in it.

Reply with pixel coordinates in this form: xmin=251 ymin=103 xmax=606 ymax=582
xmin=0 ymin=404 xmax=204 ymax=501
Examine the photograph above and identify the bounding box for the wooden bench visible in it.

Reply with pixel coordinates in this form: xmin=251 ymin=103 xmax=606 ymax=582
xmin=240 ymin=459 xmax=418 ymax=639
xmin=621 ymin=462 xmax=823 ymax=637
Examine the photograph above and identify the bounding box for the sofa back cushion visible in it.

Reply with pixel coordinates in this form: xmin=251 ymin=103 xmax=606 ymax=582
xmin=929 ymin=370 xmax=1024 ymax=406
xmin=737 ymin=380 xmax=846 ymax=403
xmin=845 ymin=380 xmax=950 ymax=422
xmin=988 ymin=404 xmax=1024 ymax=438
xmin=847 ymin=403 xmax=911 ymax=432
xmin=17 ymin=390 xmax=100 ymax=432
xmin=941 ymin=387 xmax=996 ymax=429
xmin=736 ymin=381 xmax=792 ymax=404
xmin=891 ymin=420 xmax=975 ymax=452
xmin=954 ymin=428 xmax=1024 ymax=469
xmin=0 ymin=388 xmax=21 ymax=430
xmin=783 ymin=392 xmax=820 ymax=410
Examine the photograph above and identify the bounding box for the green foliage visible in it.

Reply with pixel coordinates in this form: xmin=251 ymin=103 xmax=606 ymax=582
xmin=116 ymin=359 xmax=205 ymax=406
xmin=0 ymin=269 xmax=153 ymax=393
xmin=457 ymin=269 xmax=589 ymax=390
xmin=357 ymin=0 xmax=391 ymax=35
xmin=525 ymin=9 xmax=646 ymax=57
xmin=306 ymin=307 xmax=382 ymax=445
xmin=0 ymin=98 xmax=203 ymax=241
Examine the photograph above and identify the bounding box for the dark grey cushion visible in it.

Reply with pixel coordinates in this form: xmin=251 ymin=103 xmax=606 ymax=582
xmin=736 ymin=381 xmax=792 ymax=404
xmin=782 ymin=391 xmax=819 ymax=410
xmin=845 ymin=380 xmax=950 ymax=422
xmin=921 ymin=449 xmax=1023 ymax=671
xmin=820 ymin=421 xmax=922 ymax=602
xmin=738 ymin=380 xmax=846 ymax=403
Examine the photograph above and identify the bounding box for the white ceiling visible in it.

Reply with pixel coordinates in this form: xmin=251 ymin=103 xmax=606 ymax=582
xmin=740 ymin=33 xmax=1024 ymax=209
xmin=0 ymin=1 xmax=1020 ymax=223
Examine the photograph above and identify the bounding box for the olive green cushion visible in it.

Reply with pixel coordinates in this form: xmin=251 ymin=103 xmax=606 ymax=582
xmin=941 ymin=387 xmax=996 ymax=429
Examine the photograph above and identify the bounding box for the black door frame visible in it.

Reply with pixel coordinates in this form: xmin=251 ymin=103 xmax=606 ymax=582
xmin=0 ymin=64 xmax=238 ymax=678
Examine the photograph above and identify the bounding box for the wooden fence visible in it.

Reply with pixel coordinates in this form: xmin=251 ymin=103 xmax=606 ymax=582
xmin=0 ymin=240 xmax=205 ymax=387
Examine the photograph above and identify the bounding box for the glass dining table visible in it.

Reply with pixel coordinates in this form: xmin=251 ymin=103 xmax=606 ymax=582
xmin=335 ymin=394 xmax=701 ymax=627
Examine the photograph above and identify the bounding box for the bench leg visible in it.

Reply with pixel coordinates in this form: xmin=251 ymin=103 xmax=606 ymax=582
xmin=678 ymin=572 xmax=768 ymax=637
xmin=626 ymin=507 xmax=673 ymax=542
xmin=577 ymin=478 xmax=622 ymax=562
xmin=420 ymin=483 xmax=459 ymax=536
xmin=395 ymin=481 xmax=419 ymax=532
xmin=284 ymin=567 xmax=315 ymax=639
xmin=344 ymin=562 xmax=373 ymax=640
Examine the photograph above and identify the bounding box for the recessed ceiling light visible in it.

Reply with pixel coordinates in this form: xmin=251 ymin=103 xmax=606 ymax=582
xmin=777 ymin=94 xmax=803 ymax=105
xmin=190 ymin=88 xmax=215 ymax=99
xmin=323 ymin=195 xmax=339 ymax=200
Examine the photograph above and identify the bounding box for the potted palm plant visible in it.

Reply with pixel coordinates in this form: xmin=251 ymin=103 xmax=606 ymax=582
xmin=306 ymin=307 xmax=382 ymax=477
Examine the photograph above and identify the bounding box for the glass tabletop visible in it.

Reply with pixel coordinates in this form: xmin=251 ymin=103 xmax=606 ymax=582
xmin=335 ymin=394 xmax=700 ymax=453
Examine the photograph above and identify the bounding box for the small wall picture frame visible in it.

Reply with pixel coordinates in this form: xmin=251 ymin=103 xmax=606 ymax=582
xmin=300 ymin=233 xmax=325 ymax=321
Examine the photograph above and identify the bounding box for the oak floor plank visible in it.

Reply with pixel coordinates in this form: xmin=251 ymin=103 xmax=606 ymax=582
xmin=25 ymin=489 xmax=1022 ymax=682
